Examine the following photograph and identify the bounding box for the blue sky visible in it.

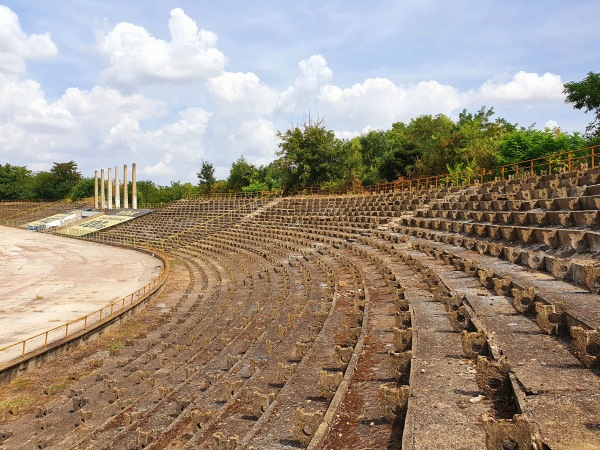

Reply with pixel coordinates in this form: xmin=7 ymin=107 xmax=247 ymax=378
xmin=0 ymin=1 xmax=598 ymax=184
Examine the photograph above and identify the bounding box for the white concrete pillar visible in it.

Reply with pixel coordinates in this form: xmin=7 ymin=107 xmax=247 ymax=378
xmin=123 ymin=164 xmax=129 ymax=208
xmin=132 ymin=162 xmax=137 ymax=209
xmin=115 ymin=166 xmax=121 ymax=209
xmin=100 ymin=169 xmax=106 ymax=210
xmin=108 ymin=167 xmax=113 ymax=210
xmin=94 ymin=170 xmax=99 ymax=210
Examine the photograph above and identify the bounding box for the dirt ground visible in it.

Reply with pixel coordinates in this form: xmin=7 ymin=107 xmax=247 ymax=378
xmin=0 ymin=226 xmax=162 ymax=362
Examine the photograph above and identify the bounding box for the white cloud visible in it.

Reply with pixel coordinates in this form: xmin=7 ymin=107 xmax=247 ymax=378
xmin=161 ymin=107 xmax=212 ymax=137
xmin=0 ymin=5 xmax=58 ymax=75
xmin=478 ymin=71 xmax=564 ymax=101
xmin=96 ymin=8 xmax=227 ymax=89
xmin=141 ymin=153 xmax=176 ymax=176
xmin=317 ymin=77 xmax=462 ymax=132
xmin=206 ymin=71 xmax=278 ymax=115
xmin=278 ymin=54 xmax=333 ymax=113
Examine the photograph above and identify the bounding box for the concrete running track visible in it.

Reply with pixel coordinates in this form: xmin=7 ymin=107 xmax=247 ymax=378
xmin=0 ymin=226 xmax=163 ymax=362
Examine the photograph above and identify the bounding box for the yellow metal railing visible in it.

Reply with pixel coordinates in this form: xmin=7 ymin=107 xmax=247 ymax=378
xmin=498 ymin=145 xmax=598 ymax=179
xmin=183 ymin=190 xmax=282 ymax=200
xmin=0 ymin=248 xmax=169 ymax=364
xmin=292 ymin=144 xmax=600 ymax=197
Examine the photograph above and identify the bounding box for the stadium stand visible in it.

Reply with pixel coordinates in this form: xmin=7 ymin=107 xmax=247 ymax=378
xmin=0 ymin=163 xmax=599 ymax=449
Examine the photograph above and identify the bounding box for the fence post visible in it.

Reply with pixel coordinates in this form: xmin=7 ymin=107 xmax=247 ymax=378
xmin=592 ymin=146 xmax=596 ymax=169
xmin=530 ymin=160 xmax=534 ymax=177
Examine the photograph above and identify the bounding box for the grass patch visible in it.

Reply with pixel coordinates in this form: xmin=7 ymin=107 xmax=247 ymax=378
xmin=0 ymin=398 xmax=23 ymax=408
xmin=108 ymin=340 xmax=123 ymax=352
xmin=11 ymin=378 xmax=32 ymax=389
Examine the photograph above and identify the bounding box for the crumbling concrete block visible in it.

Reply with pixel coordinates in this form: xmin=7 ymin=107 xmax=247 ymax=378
xmin=482 ymin=414 xmax=543 ymax=450
xmin=294 ymin=407 xmax=323 ymax=446
xmin=582 ymin=263 xmax=600 ymax=294
xmin=521 ymin=251 xmax=545 ymax=271
xmin=136 ymin=427 xmax=154 ymax=449
xmin=394 ymin=311 xmax=412 ymax=329
xmin=393 ymin=327 xmax=412 ymax=352
xmin=511 ymin=287 xmax=535 ymax=314
xmin=448 ymin=305 xmax=472 ymax=332
xmin=190 ymin=409 xmax=213 ymax=432
xmin=334 ymin=345 xmax=353 ymax=368
xmin=388 ymin=350 xmax=412 ymax=377
xmin=318 ymin=370 xmax=343 ymax=400
xmin=544 ymin=256 xmax=573 ymax=281
xmin=277 ymin=362 xmax=297 ymax=385
xmin=475 ymin=356 xmax=511 ymax=397
xmin=123 ymin=410 xmax=142 ymax=426
xmin=251 ymin=391 xmax=276 ymax=418
xmin=220 ymin=380 xmax=243 ymax=402
xmin=379 ymin=384 xmax=409 ymax=422
xmin=78 ymin=408 xmax=92 ymax=426
xmin=492 ymin=276 xmax=512 ymax=296
xmin=535 ymin=302 xmax=565 ymax=335
xmin=294 ymin=341 xmax=312 ymax=360
xmin=461 ymin=331 xmax=488 ymax=358
xmin=35 ymin=418 xmax=51 ymax=431
xmin=570 ymin=327 xmax=600 ymax=368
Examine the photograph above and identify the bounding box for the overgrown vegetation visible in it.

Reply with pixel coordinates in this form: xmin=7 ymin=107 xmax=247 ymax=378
xmin=2 ymin=73 xmax=599 ymax=202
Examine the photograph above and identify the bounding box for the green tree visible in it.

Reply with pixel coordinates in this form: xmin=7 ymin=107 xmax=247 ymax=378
xmin=30 ymin=171 xmax=56 ymax=200
xmin=197 ymin=160 xmax=216 ymax=193
xmin=456 ymin=106 xmax=515 ymax=170
xmin=0 ymin=163 xmax=33 ymax=199
xmin=357 ymin=130 xmax=394 ymax=185
xmin=276 ymin=115 xmax=347 ymax=192
xmin=384 ymin=121 xmax=419 ymax=179
xmin=69 ymin=177 xmax=95 ymax=200
xmin=33 ymin=161 xmax=82 ymax=200
xmin=496 ymin=127 xmax=587 ymax=167
xmin=133 ymin=180 xmax=159 ymax=205
xmin=563 ymin=72 xmax=600 ymax=138
xmin=407 ymin=114 xmax=460 ymax=176
xmin=228 ymin=156 xmax=256 ymax=191
xmin=51 ymin=161 xmax=82 ymax=199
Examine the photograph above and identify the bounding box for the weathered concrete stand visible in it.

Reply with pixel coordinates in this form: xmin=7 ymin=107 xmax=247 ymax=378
xmin=93 ymin=163 xmax=138 ymax=211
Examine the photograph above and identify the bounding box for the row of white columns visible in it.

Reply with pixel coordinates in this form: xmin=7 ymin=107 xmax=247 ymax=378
xmin=94 ymin=163 xmax=137 ymax=210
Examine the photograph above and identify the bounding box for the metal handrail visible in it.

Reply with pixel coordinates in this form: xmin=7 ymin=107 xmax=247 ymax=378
xmin=183 ymin=190 xmax=282 ymax=200
xmin=292 ymin=144 xmax=600 ymax=197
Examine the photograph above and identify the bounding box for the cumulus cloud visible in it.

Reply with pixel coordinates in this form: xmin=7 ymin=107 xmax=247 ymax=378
xmin=206 ymin=71 xmax=278 ymax=115
xmin=160 ymin=107 xmax=212 ymax=137
xmin=278 ymin=55 xmax=333 ymax=113
xmin=96 ymin=8 xmax=227 ymax=89
xmin=478 ymin=71 xmax=564 ymax=101
xmin=141 ymin=153 xmax=176 ymax=177
xmin=0 ymin=5 xmax=58 ymax=75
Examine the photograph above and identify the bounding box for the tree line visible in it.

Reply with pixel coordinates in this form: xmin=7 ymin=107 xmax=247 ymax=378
xmin=2 ymin=72 xmax=599 ymax=203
